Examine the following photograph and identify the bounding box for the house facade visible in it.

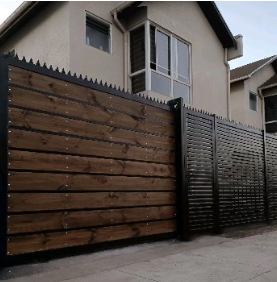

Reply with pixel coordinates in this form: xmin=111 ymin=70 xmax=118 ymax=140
xmin=230 ymin=56 xmax=277 ymax=131
xmin=0 ymin=1 xmax=243 ymax=117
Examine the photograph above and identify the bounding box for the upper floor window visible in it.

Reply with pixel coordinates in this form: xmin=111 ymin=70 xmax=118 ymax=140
xmin=249 ymin=92 xmax=257 ymax=111
xmin=130 ymin=22 xmax=191 ymax=103
xmin=86 ymin=14 xmax=111 ymax=53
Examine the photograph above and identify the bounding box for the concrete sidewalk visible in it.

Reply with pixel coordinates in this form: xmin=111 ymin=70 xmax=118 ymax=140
xmin=2 ymin=231 xmax=277 ymax=282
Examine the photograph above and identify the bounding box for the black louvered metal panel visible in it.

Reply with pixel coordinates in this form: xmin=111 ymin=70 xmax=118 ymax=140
xmin=130 ymin=26 xmax=145 ymax=73
xmin=265 ymin=134 xmax=277 ymax=220
xmin=150 ymin=25 xmax=156 ymax=70
xmin=217 ymin=122 xmax=265 ymax=227
xmin=86 ymin=17 xmax=110 ymax=35
xmin=131 ymin=72 xmax=145 ymax=94
xmin=186 ymin=111 xmax=215 ymax=233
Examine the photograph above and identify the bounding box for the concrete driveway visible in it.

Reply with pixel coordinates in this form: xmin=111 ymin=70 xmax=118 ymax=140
xmin=2 ymin=230 xmax=277 ymax=282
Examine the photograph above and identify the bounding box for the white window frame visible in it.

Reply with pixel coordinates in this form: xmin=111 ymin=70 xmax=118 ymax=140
xmin=128 ymin=20 xmax=192 ymax=102
xmin=249 ymin=91 xmax=258 ymax=112
xmin=85 ymin=11 xmax=112 ymax=54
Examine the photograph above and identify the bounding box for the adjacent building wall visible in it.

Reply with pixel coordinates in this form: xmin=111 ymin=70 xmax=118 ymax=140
xmin=0 ymin=2 xmax=70 ymax=71
xmin=230 ymin=81 xmax=245 ymax=123
xmin=230 ymin=64 xmax=275 ymax=129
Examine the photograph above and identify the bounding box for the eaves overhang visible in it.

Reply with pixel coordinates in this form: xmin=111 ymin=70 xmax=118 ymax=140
xmin=0 ymin=1 xmax=237 ymax=50
xmin=0 ymin=1 xmax=49 ymax=45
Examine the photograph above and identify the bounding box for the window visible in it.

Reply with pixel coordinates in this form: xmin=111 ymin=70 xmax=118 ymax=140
xmin=86 ymin=14 xmax=111 ymax=53
xmin=249 ymin=92 xmax=257 ymax=111
xmin=129 ymin=22 xmax=191 ymax=103
xmin=265 ymin=95 xmax=277 ymax=122
xmin=265 ymin=95 xmax=277 ymax=133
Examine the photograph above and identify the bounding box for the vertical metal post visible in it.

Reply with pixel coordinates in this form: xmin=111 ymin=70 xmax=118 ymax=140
xmin=263 ymin=130 xmax=270 ymax=223
xmin=0 ymin=55 xmax=9 ymax=263
xmin=212 ymin=115 xmax=221 ymax=233
xmin=169 ymin=97 xmax=190 ymax=241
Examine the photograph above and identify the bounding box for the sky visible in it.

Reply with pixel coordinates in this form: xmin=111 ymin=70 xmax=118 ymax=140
xmin=0 ymin=1 xmax=276 ymax=70
xmin=216 ymin=1 xmax=277 ymax=69
xmin=0 ymin=1 xmax=23 ymax=25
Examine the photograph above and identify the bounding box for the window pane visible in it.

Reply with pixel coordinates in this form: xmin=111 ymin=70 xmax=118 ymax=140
xmin=172 ymin=38 xmax=177 ymax=79
xmin=131 ymin=72 xmax=145 ymax=94
xmin=151 ymin=71 xmax=171 ymax=96
xmin=265 ymin=95 xmax=277 ymax=121
xmin=86 ymin=17 xmax=110 ymax=53
xmin=173 ymin=81 xmax=190 ymax=103
xmin=266 ymin=122 xmax=277 ymax=133
xmin=177 ymin=40 xmax=189 ymax=83
xmin=249 ymin=92 xmax=257 ymax=111
xmin=156 ymin=31 xmax=170 ymax=75
xmin=130 ymin=26 xmax=145 ymax=73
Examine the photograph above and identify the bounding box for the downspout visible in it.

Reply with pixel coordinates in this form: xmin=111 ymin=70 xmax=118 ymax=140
xmin=224 ymin=48 xmax=231 ymax=120
xmin=259 ymin=88 xmax=265 ymax=130
xmin=111 ymin=11 xmax=128 ymax=91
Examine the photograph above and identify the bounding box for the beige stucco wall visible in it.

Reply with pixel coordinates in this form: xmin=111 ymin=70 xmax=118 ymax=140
xmin=230 ymin=64 xmax=275 ymax=129
xmin=230 ymin=81 xmax=245 ymax=123
xmin=0 ymin=2 xmax=70 ymax=71
xmin=0 ymin=1 xmax=229 ymax=117
xmin=143 ymin=1 xmax=228 ymax=117
xmin=68 ymin=1 xmax=125 ymax=87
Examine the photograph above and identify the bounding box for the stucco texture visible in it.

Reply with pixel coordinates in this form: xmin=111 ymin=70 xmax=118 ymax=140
xmin=0 ymin=2 xmax=70 ymax=71
xmin=0 ymin=1 xmax=229 ymax=118
xmin=231 ymin=64 xmax=275 ymax=129
xmin=68 ymin=1 xmax=125 ymax=88
xmin=144 ymin=1 xmax=228 ymax=117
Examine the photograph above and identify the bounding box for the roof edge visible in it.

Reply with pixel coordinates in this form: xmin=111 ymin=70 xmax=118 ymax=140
xmin=231 ymin=55 xmax=277 ymax=83
xmin=230 ymin=75 xmax=251 ymax=84
xmin=0 ymin=1 xmax=237 ymax=50
xmin=250 ymin=55 xmax=277 ymax=77
xmin=259 ymin=83 xmax=277 ymax=91
xmin=0 ymin=1 xmax=49 ymax=44
xmin=0 ymin=2 xmax=36 ymax=36
xmin=197 ymin=1 xmax=236 ymax=48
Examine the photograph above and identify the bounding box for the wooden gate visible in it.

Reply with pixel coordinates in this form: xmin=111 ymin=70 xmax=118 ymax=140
xmin=0 ymin=55 xmax=177 ymax=259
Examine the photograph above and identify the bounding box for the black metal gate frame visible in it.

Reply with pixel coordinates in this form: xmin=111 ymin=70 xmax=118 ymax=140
xmin=0 ymin=53 xmax=273 ymax=263
xmin=0 ymin=55 xmax=9 ymax=263
xmin=0 ymin=54 xmax=175 ymax=264
xmin=170 ymin=97 xmax=271 ymax=240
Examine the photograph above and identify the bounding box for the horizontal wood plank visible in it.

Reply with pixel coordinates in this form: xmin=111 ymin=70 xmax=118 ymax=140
xmin=9 ymin=66 xmax=174 ymax=124
xmin=9 ymin=150 xmax=175 ymax=177
xmin=8 ymin=206 xmax=176 ymax=234
xmin=9 ymin=129 xmax=174 ymax=164
xmin=8 ymin=192 xmax=176 ymax=212
xmin=8 ymin=172 xmax=175 ymax=191
xmin=9 ymin=87 xmax=174 ymax=137
xmin=9 ymin=108 xmax=174 ymax=151
xmin=7 ymin=219 xmax=176 ymax=255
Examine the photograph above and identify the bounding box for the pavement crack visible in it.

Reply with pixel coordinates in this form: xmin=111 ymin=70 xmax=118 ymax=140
xmin=239 ymin=264 xmax=277 ymax=282
xmin=187 ymin=252 xmax=268 ymax=271
xmin=116 ymin=269 xmax=160 ymax=282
